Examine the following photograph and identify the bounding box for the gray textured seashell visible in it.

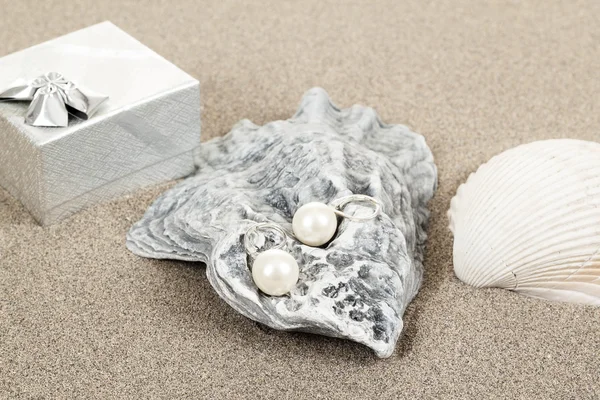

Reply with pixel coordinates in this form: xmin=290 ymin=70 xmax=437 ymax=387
xmin=126 ymin=88 xmax=437 ymax=358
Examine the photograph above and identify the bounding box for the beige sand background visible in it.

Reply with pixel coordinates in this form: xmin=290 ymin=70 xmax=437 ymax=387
xmin=1 ymin=1 xmax=599 ymax=398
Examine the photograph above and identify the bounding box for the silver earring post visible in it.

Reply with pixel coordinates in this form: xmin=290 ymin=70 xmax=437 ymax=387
xmin=244 ymin=222 xmax=288 ymax=261
xmin=330 ymin=194 xmax=382 ymax=221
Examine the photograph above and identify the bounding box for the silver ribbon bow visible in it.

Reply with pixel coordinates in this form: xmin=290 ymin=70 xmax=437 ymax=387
xmin=0 ymin=72 xmax=108 ymax=127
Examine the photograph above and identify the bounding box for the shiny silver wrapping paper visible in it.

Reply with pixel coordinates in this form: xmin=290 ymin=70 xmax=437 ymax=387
xmin=0 ymin=22 xmax=201 ymax=225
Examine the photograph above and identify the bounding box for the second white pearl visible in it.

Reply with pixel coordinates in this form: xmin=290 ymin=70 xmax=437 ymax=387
xmin=252 ymin=249 xmax=299 ymax=296
xmin=292 ymin=202 xmax=338 ymax=246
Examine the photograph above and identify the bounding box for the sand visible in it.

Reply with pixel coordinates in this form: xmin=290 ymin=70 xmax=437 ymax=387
xmin=1 ymin=0 xmax=599 ymax=398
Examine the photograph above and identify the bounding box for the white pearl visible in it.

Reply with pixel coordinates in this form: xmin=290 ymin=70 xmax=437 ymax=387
xmin=292 ymin=202 xmax=338 ymax=246
xmin=252 ymin=249 xmax=299 ymax=296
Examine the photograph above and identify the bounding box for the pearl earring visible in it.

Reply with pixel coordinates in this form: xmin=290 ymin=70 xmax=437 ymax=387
xmin=292 ymin=194 xmax=382 ymax=247
xmin=244 ymin=222 xmax=299 ymax=296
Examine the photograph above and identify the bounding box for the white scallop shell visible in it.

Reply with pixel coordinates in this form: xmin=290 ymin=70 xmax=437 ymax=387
xmin=448 ymin=139 xmax=600 ymax=305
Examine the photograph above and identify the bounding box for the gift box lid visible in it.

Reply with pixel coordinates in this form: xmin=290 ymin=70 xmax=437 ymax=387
xmin=0 ymin=21 xmax=198 ymax=145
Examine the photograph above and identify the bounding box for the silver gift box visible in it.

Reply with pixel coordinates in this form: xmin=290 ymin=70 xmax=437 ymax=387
xmin=0 ymin=22 xmax=200 ymax=225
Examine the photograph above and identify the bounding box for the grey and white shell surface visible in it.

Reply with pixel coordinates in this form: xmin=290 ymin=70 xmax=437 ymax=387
xmin=127 ymin=88 xmax=437 ymax=357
